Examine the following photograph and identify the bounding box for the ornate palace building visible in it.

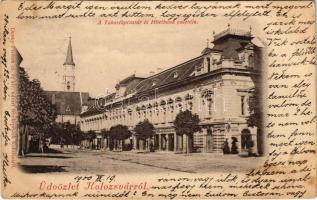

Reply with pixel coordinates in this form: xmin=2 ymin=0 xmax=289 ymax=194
xmin=80 ymin=27 xmax=265 ymax=154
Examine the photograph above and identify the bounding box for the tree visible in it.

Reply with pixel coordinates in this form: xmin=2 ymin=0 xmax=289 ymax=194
xmin=18 ymin=67 xmax=56 ymax=155
xmin=109 ymin=125 xmax=132 ymax=151
xmin=50 ymin=123 xmax=64 ymax=144
xmin=134 ymin=119 xmax=155 ymax=151
xmin=61 ymin=122 xmax=82 ymax=148
xmin=87 ymin=130 xmax=97 ymax=149
xmin=73 ymin=124 xmax=84 ymax=146
xmin=247 ymin=88 xmax=263 ymax=155
xmin=247 ymin=89 xmax=261 ymax=128
xmin=173 ymin=110 xmax=201 ymax=154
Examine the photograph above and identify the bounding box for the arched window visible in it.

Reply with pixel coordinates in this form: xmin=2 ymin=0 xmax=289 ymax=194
xmin=241 ymin=96 xmax=245 ymax=115
xmin=167 ymin=98 xmax=174 ymax=104
xmin=207 ymin=57 xmax=211 ymax=72
xmin=241 ymin=129 xmax=252 ymax=149
xmin=152 ymin=80 xmax=157 ymax=87
xmin=141 ymin=105 xmax=146 ymax=110
xmin=160 ymin=100 xmax=166 ymax=106
xmin=207 ymin=98 xmax=213 ymax=114
xmin=175 ymin=96 xmax=182 ymax=102
xmin=172 ymin=71 xmax=178 ymax=78
xmin=248 ymin=55 xmax=254 ymax=68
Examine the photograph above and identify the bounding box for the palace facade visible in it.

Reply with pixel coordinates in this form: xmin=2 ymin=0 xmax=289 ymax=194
xmin=79 ymin=27 xmax=265 ymax=154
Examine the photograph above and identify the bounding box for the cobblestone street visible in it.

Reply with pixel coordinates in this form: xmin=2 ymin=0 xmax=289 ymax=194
xmin=18 ymin=146 xmax=263 ymax=174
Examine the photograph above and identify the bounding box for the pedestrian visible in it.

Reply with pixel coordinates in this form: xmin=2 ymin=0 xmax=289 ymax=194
xmin=39 ymin=139 xmax=44 ymax=154
xmin=247 ymin=140 xmax=255 ymax=157
xmin=150 ymin=142 xmax=154 ymax=152
xmin=223 ymin=139 xmax=230 ymax=154
xmin=231 ymin=137 xmax=238 ymax=154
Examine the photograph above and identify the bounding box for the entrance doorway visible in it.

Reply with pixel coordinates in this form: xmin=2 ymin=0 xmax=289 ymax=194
xmin=241 ymin=129 xmax=252 ymax=150
xmin=168 ymin=134 xmax=174 ymax=151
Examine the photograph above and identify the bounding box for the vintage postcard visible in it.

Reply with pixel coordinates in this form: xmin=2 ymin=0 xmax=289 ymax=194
xmin=0 ymin=0 xmax=316 ymax=199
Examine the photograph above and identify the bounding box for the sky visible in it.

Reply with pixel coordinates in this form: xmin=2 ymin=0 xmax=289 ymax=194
xmin=15 ymin=16 xmax=262 ymax=97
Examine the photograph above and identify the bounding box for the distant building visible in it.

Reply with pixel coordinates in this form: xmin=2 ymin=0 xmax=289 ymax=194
xmin=45 ymin=91 xmax=89 ymax=124
xmin=45 ymin=36 xmax=89 ymax=125
xmin=80 ymin=27 xmax=265 ymax=154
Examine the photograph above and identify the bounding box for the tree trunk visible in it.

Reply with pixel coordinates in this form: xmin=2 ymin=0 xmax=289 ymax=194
xmin=186 ymin=134 xmax=192 ymax=154
xmin=139 ymin=139 xmax=143 ymax=151
xmin=186 ymin=135 xmax=189 ymax=154
xmin=18 ymin=125 xmax=23 ymax=156
xmin=180 ymin=134 xmax=183 ymax=153
xmin=182 ymin=134 xmax=187 ymax=154
xmin=17 ymin=126 xmax=20 ymax=156
xmin=19 ymin=124 xmax=27 ymax=156
xmin=144 ymin=139 xmax=147 ymax=151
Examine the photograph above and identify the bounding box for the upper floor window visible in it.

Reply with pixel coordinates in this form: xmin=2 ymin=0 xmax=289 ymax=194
xmin=248 ymin=55 xmax=254 ymax=68
xmin=67 ymin=81 xmax=70 ymax=90
xmin=207 ymin=98 xmax=213 ymax=114
xmin=175 ymin=96 xmax=182 ymax=102
xmin=152 ymin=80 xmax=157 ymax=87
xmin=207 ymin=57 xmax=211 ymax=72
xmin=195 ymin=63 xmax=203 ymax=72
xmin=241 ymin=96 xmax=245 ymax=115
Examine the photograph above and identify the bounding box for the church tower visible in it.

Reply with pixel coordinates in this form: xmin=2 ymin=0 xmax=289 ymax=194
xmin=63 ymin=36 xmax=75 ymax=91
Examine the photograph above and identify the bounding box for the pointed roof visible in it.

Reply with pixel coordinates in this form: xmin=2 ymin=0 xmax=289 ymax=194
xmin=44 ymin=91 xmax=90 ymax=115
xmin=64 ymin=37 xmax=75 ymax=66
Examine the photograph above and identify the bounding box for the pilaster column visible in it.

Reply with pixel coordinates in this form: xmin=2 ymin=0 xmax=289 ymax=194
xmin=133 ymin=135 xmax=137 ymax=150
xmin=183 ymin=134 xmax=187 ymax=153
xmin=158 ymin=134 xmax=162 ymax=151
xmin=174 ymin=133 xmax=178 ymax=152
xmin=166 ymin=134 xmax=169 ymax=151
xmin=226 ymin=124 xmax=232 ymax=145
xmin=202 ymin=128 xmax=207 ymax=153
xmin=251 ymin=127 xmax=258 ymax=154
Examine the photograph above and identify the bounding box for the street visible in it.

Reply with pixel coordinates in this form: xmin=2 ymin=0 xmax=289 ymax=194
xmin=18 ymin=146 xmax=263 ymax=174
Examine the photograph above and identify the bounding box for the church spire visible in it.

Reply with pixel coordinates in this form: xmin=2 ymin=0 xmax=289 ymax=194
xmin=62 ymin=35 xmax=76 ymax=92
xmin=64 ymin=36 xmax=75 ymax=66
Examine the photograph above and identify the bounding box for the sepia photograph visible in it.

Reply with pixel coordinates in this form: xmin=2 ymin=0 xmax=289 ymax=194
xmin=16 ymin=20 xmax=266 ymax=174
xmin=1 ymin=1 xmax=315 ymax=199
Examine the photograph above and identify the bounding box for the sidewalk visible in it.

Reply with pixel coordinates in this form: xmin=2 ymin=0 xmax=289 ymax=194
xmin=19 ymin=146 xmax=263 ymax=174
xmin=97 ymin=150 xmax=263 ymax=173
